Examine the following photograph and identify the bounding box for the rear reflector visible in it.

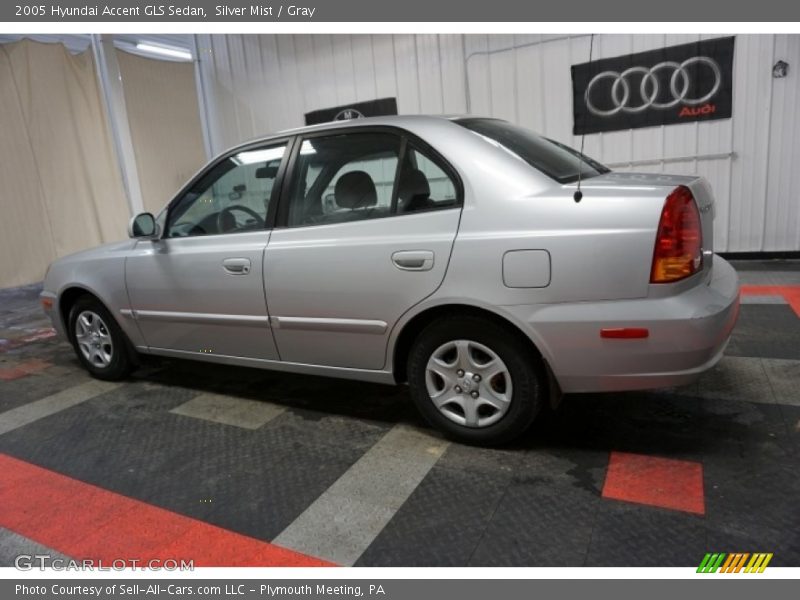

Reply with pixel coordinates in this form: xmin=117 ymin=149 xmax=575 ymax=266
xmin=41 ymin=297 xmax=53 ymax=310
xmin=650 ymin=185 xmax=703 ymax=283
xmin=600 ymin=328 xmax=650 ymax=339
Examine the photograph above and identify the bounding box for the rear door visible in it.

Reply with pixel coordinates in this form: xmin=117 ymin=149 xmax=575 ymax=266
xmin=264 ymin=128 xmax=462 ymax=370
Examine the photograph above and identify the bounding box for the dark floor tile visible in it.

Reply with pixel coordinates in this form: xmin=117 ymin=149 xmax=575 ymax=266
xmin=704 ymin=524 xmax=800 ymax=567
xmin=530 ymin=391 xmax=708 ymax=462
xmin=0 ymin=283 xmax=44 ymax=314
xmin=0 ymin=379 xmax=384 ymax=541
xmin=726 ymin=305 xmax=800 ymax=360
xmin=700 ymin=397 xmax=796 ymax=461
xmin=729 ymin=259 xmax=800 ymax=273
xmin=356 ymin=466 xmax=511 ymax=566
xmin=468 ymin=478 xmax=598 ymax=566
xmin=145 ymin=358 xmax=418 ymax=428
xmin=0 ymin=364 xmax=85 ymax=411
xmin=586 ymin=501 xmax=706 ymax=566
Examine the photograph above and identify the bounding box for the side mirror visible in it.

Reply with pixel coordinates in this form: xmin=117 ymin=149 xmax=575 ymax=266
xmin=128 ymin=212 xmax=158 ymax=239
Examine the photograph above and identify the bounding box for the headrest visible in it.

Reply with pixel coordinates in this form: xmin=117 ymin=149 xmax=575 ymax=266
xmin=334 ymin=171 xmax=377 ymax=209
xmin=398 ymin=168 xmax=430 ymax=203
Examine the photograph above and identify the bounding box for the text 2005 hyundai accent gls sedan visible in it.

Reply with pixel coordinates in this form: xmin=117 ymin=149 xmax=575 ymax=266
xmin=41 ymin=116 xmax=739 ymax=444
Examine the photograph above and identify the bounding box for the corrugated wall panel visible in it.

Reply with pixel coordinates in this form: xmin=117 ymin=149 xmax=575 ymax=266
xmin=765 ymin=35 xmax=800 ymax=251
xmin=514 ymin=41 xmax=545 ymax=134
xmin=351 ymin=35 xmax=377 ymax=103
xmin=332 ymin=35 xmax=358 ymax=106
xmin=275 ymin=35 xmax=298 ymax=131
xmin=439 ymin=35 xmax=467 ymax=114
xmin=393 ymin=35 xmax=421 ymax=115
xmin=728 ymin=35 xmax=775 ymax=251
xmin=196 ymin=34 xmax=799 ymax=252
xmin=239 ymin=35 xmax=268 ymax=136
xmin=487 ymin=36 xmax=516 ymax=123
xmin=464 ymin=35 xmax=491 ymax=116
xmin=416 ymin=35 xmax=444 ymax=115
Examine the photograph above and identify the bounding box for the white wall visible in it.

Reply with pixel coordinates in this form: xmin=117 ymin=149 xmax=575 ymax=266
xmin=196 ymin=34 xmax=800 ymax=253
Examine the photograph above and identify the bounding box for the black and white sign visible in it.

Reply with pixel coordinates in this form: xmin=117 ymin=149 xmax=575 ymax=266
xmin=572 ymin=37 xmax=735 ymax=135
xmin=305 ymin=98 xmax=398 ymax=126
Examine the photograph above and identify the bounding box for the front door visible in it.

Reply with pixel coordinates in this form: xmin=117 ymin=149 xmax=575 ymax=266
xmin=264 ymin=130 xmax=462 ymax=370
xmin=126 ymin=140 xmax=290 ymax=360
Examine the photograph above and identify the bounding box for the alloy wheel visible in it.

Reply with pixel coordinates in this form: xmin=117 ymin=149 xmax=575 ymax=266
xmin=74 ymin=310 xmax=114 ymax=368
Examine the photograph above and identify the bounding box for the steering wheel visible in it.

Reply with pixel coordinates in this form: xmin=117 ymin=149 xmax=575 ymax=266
xmin=216 ymin=205 xmax=264 ymax=233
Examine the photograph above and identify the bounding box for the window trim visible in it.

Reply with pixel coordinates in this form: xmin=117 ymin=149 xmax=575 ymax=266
xmin=397 ymin=139 xmax=462 ymax=216
xmin=454 ymin=117 xmax=610 ymax=185
xmin=274 ymin=125 xmax=463 ymax=230
xmin=388 ymin=136 xmax=407 ymax=215
xmin=162 ymin=135 xmax=296 ymax=239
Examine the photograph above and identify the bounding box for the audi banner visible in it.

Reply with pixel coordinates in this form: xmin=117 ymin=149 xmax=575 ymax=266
xmin=571 ymin=36 xmax=735 ymax=135
xmin=305 ymin=97 xmax=398 ymax=126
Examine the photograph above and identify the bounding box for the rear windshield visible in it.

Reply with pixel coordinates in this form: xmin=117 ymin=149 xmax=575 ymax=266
xmin=455 ymin=118 xmax=609 ymax=184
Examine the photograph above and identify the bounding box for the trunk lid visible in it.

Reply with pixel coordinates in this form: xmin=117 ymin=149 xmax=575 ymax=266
xmin=581 ymin=171 xmax=716 ymax=276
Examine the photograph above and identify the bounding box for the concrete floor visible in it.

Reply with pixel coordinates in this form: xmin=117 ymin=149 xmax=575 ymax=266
xmin=0 ymin=260 xmax=798 ymax=567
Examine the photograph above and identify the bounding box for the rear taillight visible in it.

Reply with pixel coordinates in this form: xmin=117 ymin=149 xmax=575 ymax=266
xmin=650 ymin=185 xmax=703 ymax=283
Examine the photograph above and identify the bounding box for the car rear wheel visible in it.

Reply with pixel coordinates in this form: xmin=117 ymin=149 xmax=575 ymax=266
xmin=407 ymin=315 xmax=544 ymax=445
xmin=68 ymin=296 xmax=133 ymax=380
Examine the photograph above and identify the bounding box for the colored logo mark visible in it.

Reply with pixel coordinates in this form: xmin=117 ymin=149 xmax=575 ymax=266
xmin=697 ymin=553 xmax=773 ymax=573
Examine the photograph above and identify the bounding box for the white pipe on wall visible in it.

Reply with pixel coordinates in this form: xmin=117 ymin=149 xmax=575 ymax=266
xmin=91 ymin=34 xmax=144 ymax=216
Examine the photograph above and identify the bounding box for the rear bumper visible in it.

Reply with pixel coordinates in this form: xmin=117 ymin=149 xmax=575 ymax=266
xmin=506 ymin=256 xmax=740 ymax=393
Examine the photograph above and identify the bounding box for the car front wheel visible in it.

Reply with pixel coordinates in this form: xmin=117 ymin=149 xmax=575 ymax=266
xmin=407 ymin=315 xmax=544 ymax=445
xmin=68 ymin=296 xmax=133 ymax=380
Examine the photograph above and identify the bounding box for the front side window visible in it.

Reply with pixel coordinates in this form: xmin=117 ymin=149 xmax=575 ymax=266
xmin=166 ymin=143 xmax=287 ymax=238
xmin=455 ymin=118 xmax=609 ymax=184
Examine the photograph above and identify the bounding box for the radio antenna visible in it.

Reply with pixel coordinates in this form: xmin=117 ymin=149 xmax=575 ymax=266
xmin=574 ymin=33 xmax=595 ymax=203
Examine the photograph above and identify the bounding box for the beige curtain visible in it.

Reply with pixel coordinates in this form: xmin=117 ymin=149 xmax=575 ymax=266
xmin=116 ymin=50 xmax=206 ymax=214
xmin=0 ymin=40 xmax=129 ymax=288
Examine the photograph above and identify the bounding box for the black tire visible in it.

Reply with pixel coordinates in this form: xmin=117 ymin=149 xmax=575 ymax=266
xmin=407 ymin=315 xmax=544 ymax=445
xmin=68 ymin=295 xmax=134 ymax=381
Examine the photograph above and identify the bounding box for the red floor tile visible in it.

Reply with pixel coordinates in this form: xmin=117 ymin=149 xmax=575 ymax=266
xmin=740 ymin=285 xmax=800 ymax=318
xmin=0 ymin=358 xmax=51 ymax=381
xmin=602 ymin=451 xmax=705 ymax=515
xmin=0 ymin=454 xmax=334 ymax=567
xmin=20 ymin=328 xmax=57 ymax=343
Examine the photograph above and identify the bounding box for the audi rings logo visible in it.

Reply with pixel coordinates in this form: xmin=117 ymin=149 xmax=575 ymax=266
xmin=572 ymin=37 xmax=734 ymax=134
xmin=585 ymin=56 xmax=722 ymax=117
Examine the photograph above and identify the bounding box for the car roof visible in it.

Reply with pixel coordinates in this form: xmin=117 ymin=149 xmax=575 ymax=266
xmin=228 ymin=114 xmax=487 ymax=149
xmin=213 ymin=114 xmax=507 ymax=168
xmin=276 ymin=114 xmax=470 ymax=135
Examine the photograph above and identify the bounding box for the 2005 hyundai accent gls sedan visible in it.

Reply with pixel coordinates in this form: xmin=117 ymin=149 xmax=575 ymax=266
xmin=40 ymin=115 xmax=739 ymax=444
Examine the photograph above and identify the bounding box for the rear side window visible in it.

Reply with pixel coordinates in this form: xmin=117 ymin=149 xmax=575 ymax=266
xmin=287 ymin=133 xmax=401 ymax=227
xmin=285 ymin=131 xmax=461 ymax=227
xmin=396 ymin=145 xmax=459 ymax=213
xmin=456 ymin=118 xmax=609 ymax=184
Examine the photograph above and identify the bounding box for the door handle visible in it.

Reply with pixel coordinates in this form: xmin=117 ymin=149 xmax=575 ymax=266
xmin=392 ymin=250 xmax=434 ymax=271
xmin=222 ymin=257 xmax=251 ymax=275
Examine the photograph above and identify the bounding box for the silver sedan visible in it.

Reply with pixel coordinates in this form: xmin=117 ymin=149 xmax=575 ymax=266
xmin=41 ymin=116 xmax=740 ymax=444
